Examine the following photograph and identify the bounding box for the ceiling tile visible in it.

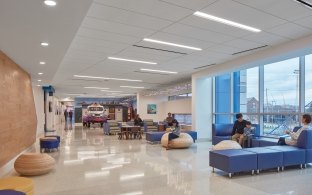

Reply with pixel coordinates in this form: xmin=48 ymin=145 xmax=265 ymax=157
xmin=266 ymin=23 xmax=312 ymax=39
xmin=244 ymin=31 xmax=290 ymax=45
xmin=293 ymin=15 xmax=312 ymax=30
xmin=82 ymin=17 xmax=155 ymax=38
xmin=159 ymin=0 xmax=217 ymax=11
xmin=234 ymin=0 xmax=312 ymax=21
xmin=88 ymin=3 xmax=173 ymax=30
xmin=93 ymin=0 xmax=193 ymax=21
xmin=162 ymin=23 xmax=234 ymax=43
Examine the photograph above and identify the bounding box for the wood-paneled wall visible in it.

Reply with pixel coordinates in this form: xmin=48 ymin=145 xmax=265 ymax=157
xmin=0 ymin=51 xmax=37 ymax=167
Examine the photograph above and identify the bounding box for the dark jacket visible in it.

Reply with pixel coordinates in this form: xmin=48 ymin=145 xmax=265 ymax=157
xmin=134 ymin=118 xmax=143 ymax=126
xmin=231 ymin=120 xmax=247 ymax=135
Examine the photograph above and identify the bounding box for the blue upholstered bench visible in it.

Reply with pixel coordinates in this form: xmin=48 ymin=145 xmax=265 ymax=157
xmin=243 ymin=147 xmax=283 ymax=173
xmin=146 ymin=131 xmax=197 ymax=143
xmin=40 ymin=138 xmax=59 ymax=153
xmin=209 ymin=149 xmax=257 ymax=178
xmin=265 ymin=145 xmax=306 ymax=170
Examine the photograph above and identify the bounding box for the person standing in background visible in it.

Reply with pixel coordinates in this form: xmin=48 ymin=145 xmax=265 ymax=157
xmin=165 ymin=112 xmax=174 ymax=126
xmin=69 ymin=110 xmax=73 ymax=122
xmin=64 ymin=109 xmax=68 ymax=122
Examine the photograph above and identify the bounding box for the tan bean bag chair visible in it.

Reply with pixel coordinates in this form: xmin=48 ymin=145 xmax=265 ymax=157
xmin=212 ymin=140 xmax=242 ymax=151
xmin=161 ymin=132 xmax=193 ymax=149
xmin=14 ymin=153 xmax=56 ymax=176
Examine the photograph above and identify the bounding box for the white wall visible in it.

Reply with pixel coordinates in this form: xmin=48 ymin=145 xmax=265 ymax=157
xmin=192 ymin=77 xmax=212 ymax=140
xmin=32 ymin=84 xmax=44 ymax=136
xmin=137 ymin=93 xmax=167 ymax=121
xmin=137 ymin=93 xmax=192 ymax=122
xmin=163 ymin=98 xmax=191 ymax=115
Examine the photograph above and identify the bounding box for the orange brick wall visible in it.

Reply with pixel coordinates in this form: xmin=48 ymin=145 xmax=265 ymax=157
xmin=0 ymin=50 xmax=37 ymax=167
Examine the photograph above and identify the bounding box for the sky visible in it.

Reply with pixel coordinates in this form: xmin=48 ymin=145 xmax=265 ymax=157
xmin=245 ymin=54 xmax=312 ymax=106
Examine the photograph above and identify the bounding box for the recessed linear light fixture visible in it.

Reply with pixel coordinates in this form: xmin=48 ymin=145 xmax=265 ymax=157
xmin=37 ymin=85 xmax=41 ymax=87
xmin=193 ymin=11 xmax=261 ymax=33
xmin=74 ymin=75 xmax=142 ymax=82
xmin=44 ymin=0 xmax=57 ymax=6
xmin=143 ymin=38 xmax=202 ymax=51
xmin=37 ymin=80 xmax=42 ymax=82
xmin=41 ymin=42 xmax=49 ymax=47
xmin=108 ymin=57 xmax=157 ymax=65
xmin=140 ymin=68 xmax=178 ymax=74
xmin=293 ymin=0 xmax=312 ymax=9
xmin=101 ymin=90 xmax=123 ymax=93
xmin=120 ymin=86 xmax=145 ymax=89
xmin=38 ymin=72 xmax=44 ymax=75
xmin=39 ymin=61 xmax=46 ymax=65
xmin=84 ymin=87 xmax=110 ymax=90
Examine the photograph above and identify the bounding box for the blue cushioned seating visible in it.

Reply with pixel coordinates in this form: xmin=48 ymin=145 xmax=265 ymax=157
xmin=243 ymin=147 xmax=283 ymax=173
xmin=212 ymin=123 xmax=260 ymax=145
xmin=209 ymin=149 xmax=257 ymax=177
xmin=40 ymin=139 xmax=59 ymax=153
xmin=265 ymin=146 xmax=305 ymax=168
xmin=296 ymin=129 xmax=312 ymax=163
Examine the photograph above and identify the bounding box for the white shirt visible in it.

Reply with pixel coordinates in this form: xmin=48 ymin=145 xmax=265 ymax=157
xmin=285 ymin=125 xmax=309 ymax=146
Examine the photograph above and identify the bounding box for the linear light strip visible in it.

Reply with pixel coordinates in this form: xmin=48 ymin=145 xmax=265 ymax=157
xmin=108 ymin=57 xmax=157 ymax=65
xmin=120 ymin=86 xmax=144 ymax=89
xmin=193 ymin=11 xmax=261 ymax=33
xmin=101 ymin=90 xmax=123 ymax=93
xmin=143 ymin=38 xmax=202 ymax=51
xmin=140 ymin=68 xmax=177 ymax=74
xmin=84 ymin=87 xmax=110 ymax=90
xmin=74 ymin=75 xmax=142 ymax=82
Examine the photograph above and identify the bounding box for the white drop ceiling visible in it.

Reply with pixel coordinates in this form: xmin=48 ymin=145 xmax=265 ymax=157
xmin=1 ymin=0 xmax=312 ymax=98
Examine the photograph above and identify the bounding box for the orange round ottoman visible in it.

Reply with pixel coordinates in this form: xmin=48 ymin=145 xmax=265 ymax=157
xmin=14 ymin=153 xmax=55 ymax=176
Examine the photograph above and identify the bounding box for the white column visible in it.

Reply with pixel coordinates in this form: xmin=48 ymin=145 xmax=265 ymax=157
xmin=192 ymin=76 xmax=213 ymax=141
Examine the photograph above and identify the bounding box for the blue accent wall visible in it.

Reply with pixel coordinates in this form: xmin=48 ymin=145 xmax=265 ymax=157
xmin=233 ymin=71 xmax=240 ymax=113
xmin=215 ymin=74 xmax=231 ymax=123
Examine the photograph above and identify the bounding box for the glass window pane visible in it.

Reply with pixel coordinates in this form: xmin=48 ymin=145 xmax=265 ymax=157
xmin=237 ymin=68 xmax=259 ymax=113
xmin=263 ymin=114 xmax=300 ymax=137
xmin=305 ymin=54 xmax=312 ymax=113
xmin=264 ymin=58 xmax=299 ymax=113
xmin=215 ymin=74 xmax=231 ymax=123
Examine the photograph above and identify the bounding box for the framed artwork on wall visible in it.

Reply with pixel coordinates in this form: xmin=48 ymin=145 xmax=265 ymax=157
xmin=147 ymin=104 xmax=157 ymax=114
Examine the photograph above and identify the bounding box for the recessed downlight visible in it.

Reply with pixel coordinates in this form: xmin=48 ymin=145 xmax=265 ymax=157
xmin=143 ymin=38 xmax=202 ymax=51
xmin=44 ymin=0 xmax=57 ymax=6
xmin=38 ymin=72 xmax=44 ymax=75
xmin=41 ymin=42 xmax=49 ymax=47
xmin=39 ymin=61 xmax=46 ymax=65
xmin=140 ymin=68 xmax=178 ymax=74
xmin=108 ymin=57 xmax=157 ymax=65
xmin=193 ymin=11 xmax=261 ymax=33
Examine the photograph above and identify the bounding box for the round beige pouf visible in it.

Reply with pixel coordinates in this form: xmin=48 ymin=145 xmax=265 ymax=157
xmin=14 ymin=153 xmax=56 ymax=176
xmin=161 ymin=132 xmax=193 ymax=149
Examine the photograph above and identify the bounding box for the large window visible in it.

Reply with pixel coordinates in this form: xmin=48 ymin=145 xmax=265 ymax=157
xmin=213 ymin=55 xmax=309 ymax=137
xmin=305 ymin=54 xmax=312 ymax=113
xmin=263 ymin=58 xmax=299 ymax=136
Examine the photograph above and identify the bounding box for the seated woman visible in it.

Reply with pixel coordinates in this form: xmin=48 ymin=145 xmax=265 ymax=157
xmin=278 ymin=114 xmax=311 ymax=146
xmin=134 ymin=114 xmax=143 ymax=126
xmin=166 ymin=119 xmax=180 ymax=150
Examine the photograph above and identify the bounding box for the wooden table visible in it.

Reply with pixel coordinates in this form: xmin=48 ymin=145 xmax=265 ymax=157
xmin=119 ymin=126 xmax=141 ymax=140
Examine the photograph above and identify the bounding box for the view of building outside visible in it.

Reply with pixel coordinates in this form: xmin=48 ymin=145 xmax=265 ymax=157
xmin=263 ymin=57 xmax=299 ymax=136
xmin=243 ymin=67 xmax=259 ymax=125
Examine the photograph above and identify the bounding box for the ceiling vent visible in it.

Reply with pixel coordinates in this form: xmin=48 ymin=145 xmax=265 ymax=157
xmin=232 ymin=45 xmax=268 ymax=55
xmin=134 ymin=70 xmax=170 ymax=76
xmin=132 ymin=45 xmax=187 ymax=55
xmin=194 ymin=63 xmax=216 ymax=70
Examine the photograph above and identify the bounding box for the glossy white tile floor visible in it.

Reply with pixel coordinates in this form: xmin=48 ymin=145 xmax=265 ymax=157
xmin=9 ymin=123 xmax=312 ymax=195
